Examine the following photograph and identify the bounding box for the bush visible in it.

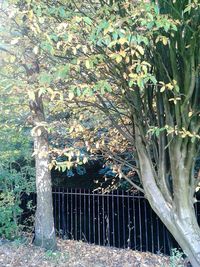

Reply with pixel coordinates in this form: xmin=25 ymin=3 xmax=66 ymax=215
xmin=0 ymin=161 xmax=35 ymax=239
xmin=169 ymin=248 xmax=184 ymax=267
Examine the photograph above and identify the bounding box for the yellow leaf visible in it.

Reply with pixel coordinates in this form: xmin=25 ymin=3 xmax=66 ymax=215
xmin=129 ymin=73 xmax=136 ymax=78
xmin=66 ymin=161 xmax=72 ymax=169
xmin=125 ymin=56 xmax=130 ymax=63
xmin=9 ymin=55 xmax=16 ymax=63
xmin=48 ymin=162 xmax=54 ymax=170
xmin=28 ymin=91 xmax=35 ymax=100
xmin=28 ymin=10 xmax=34 ymax=21
xmin=82 ymin=46 xmax=88 ymax=54
xmin=188 ymin=111 xmax=193 ymax=117
xmin=57 ymin=41 xmax=62 ymax=50
xmin=160 ymin=86 xmax=166 ymax=92
xmin=136 ymin=45 xmax=144 ymax=55
xmin=162 ymin=36 xmax=168 ymax=46
xmin=166 ymin=83 xmax=174 ymax=90
xmin=83 ymin=157 xmax=88 ymax=164
xmin=115 ymin=55 xmax=122 ymax=63
xmin=96 ymin=142 xmax=100 ymax=149
xmin=69 ymin=92 xmax=74 ymax=100
xmin=118 ymin=38 xmax=128 ymax=45
xmin=85 ymin=60 xmax=91 ymax=69
xmin=119 ymin=50 xmax=126 ymax=58
xmin=72 ymin=47 xmax=77 ymax=55
xmin=155 ymin=36 xmax=160 ymax=43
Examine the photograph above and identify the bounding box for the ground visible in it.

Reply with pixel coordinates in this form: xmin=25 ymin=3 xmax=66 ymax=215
xmin=0 ymin=238 xmax=183 ymax=267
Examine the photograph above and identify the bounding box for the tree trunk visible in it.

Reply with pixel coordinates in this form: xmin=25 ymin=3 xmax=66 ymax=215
xmin=33 ymin=130 xmax=56 ymax=250
xmin=135 ymin=127 xmax=200 ymax=267
xmin=150 ymin=193 xmax=200 ymax=266
xmin=169 ymin=210 xmax=200 ymax=267
xmin=30 ymin=96 xmax=56 ymax=250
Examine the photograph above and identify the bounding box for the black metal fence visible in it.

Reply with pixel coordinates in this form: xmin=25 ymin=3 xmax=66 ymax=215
xmin=52 ymin=188 xmax=200 ymax=255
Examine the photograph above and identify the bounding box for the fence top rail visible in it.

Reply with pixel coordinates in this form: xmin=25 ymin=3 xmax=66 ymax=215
xmin=52 ymin=191 xmax=145 ymax=199
xmin=52 ymin=187 xmax=145 ymax=198
xmin=52 ymin=187 xmax=200 ymax=203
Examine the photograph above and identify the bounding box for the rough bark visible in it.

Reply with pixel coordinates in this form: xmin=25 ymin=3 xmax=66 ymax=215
xmin=30 ymin=95 xmax=56 ymax=250
xmin=33 ymin=130 xmax=56 ymax=250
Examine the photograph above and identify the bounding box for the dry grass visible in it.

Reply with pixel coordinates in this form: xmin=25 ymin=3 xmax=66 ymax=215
xmin=0 ymin=238 xmax=172 ymax=267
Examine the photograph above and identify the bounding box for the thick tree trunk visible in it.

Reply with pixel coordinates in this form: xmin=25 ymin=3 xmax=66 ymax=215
xmin=150 ymin=195 xmax=200 ymax=266
xmin=33 ymin=130 xmax=56 ymax=250
xmin=135 ymin=127 xmax=200 ymax=267
xmin=169 ymin=211 xmax=200 ymax=267
xmin=30 ymin=95 xmax=56 ymax=250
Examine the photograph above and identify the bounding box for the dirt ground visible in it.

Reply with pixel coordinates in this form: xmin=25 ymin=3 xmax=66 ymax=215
xmin=0 ymin=238 xmax=183 ymax=267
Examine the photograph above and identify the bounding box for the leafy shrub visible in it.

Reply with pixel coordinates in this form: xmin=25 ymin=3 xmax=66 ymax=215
xmin=0 ymin=161 xmax=35 ymax=239
xmin=169 ymin=248 xmax=184 ymax=267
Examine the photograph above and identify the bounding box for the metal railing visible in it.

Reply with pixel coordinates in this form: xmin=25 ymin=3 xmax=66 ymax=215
xmin=52 ymin=188 xmax=200 ymax=255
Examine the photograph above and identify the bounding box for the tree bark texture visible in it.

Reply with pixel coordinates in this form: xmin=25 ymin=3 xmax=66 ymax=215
xmin=30 ymin=95 xmax=56 ymax=250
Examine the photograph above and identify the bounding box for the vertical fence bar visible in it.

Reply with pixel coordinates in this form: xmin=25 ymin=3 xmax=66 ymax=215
xmin=58 ymin=188 xmax=61 ymax=237
xmin=112 ymin=191 xmax=115 ymax=247
xmin=61 ymin=188 xmax=66 ymax=238
xmin=117 ymin=190 xmax=120 ymax=248
xmin=66 ymin=188 xmax=69 ymax=239
xmin=97 ymin=193 xmax=100 ymax=245
xmin=122 ymin=191 xmax=126 ymax=248
xmin=70 ymin=188 xmax=73 ymax=239
xmin=93 ymin=190 xmax=96 ymax=244
xmin=144 ymin=198 xmax=148 ymax=252
xmin=53 ymin=188 xmax=57 ymax=231
xmin=150 ymin=207 xmax=154 ymax=253
xmin=138 ymin=196 xmax=142 ymax=251
xmin=84 ymin=189 xmax=86 ymax=241
xmin=162 ymin=222 xmax=166 ymax=254
xmin=74 ymin=188 xmax=77 ymax=240
xmin=106 ymin=192 xmax=110 ymax=246
xmin=156 ymin=216 xmax=160 ymax=253
xmin=102 ymin=193 xmax=105 ymax=246
xmin=79 ymin=189 xmax=82 ymax=240
xmin=127 ymin=191 xmax=131 ymax=249
xmin=88 ymin=190 xmax=91 ymax=243
xmin=133 ymin=193 xmax=136 ymax=250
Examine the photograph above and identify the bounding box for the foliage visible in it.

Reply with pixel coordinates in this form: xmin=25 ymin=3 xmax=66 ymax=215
xmin=0 ymin=162 xmax=35 ymax=239
xmin=0 ymin=0 xmax=200 ymax=264
xmin=0 ymin=32 xmax=35 ymax=238
xmin=169 ymin=248 xmax=184 ymax=267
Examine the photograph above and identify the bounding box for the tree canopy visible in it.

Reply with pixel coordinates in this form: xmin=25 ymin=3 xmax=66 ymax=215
xmin=0 ymin=0 xmax=200 ymax=265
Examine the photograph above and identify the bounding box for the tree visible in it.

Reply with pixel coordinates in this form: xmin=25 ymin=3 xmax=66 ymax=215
xmin=1 ymin=0 xmax=200 ymax=265
xmin=29 ymin=0 xmax=199 ymax=265
xmin=0 ymin=2 xmax=57 ymax=249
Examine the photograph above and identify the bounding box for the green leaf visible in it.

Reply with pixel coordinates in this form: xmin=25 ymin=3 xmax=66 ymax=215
xmin=83 ymin=17 xmax=93 ymax=25
xmin=39 ymin=73 xmax=52 ymax=85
